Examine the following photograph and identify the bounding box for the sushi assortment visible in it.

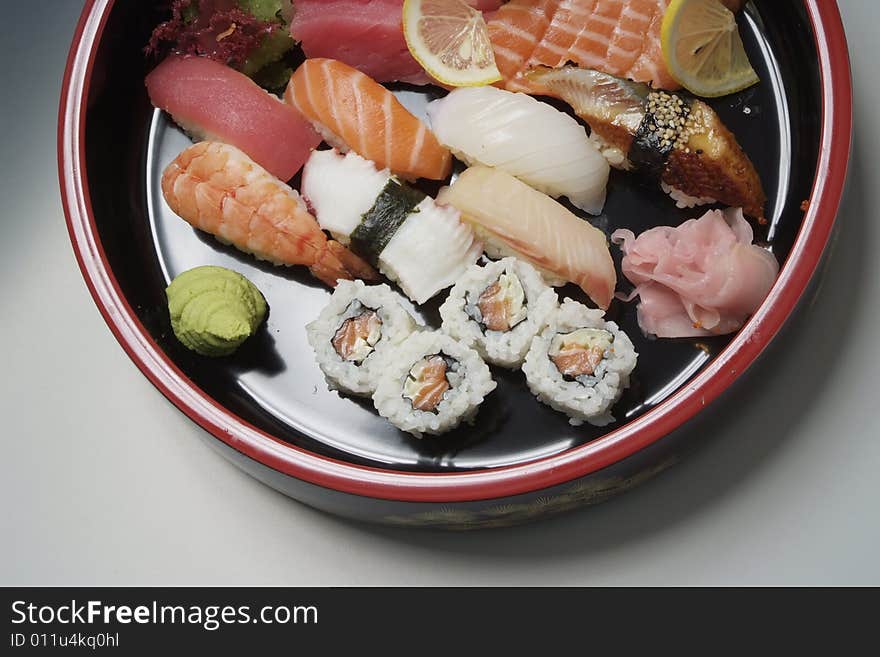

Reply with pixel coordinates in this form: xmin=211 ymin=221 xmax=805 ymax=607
xmin=147 ymin=0 xmax=780 ymax=438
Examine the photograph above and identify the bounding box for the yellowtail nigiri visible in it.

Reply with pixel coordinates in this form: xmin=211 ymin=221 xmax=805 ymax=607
xmin=437 ymin=166 xmax=616 ymax=310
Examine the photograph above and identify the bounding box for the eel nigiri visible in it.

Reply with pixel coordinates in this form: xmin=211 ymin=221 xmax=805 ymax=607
xmin=162 ymin=142 xmax=377 ymax=287
xmin=427 ymin=86 xmax=610 ymax=215
xmin=528 ymin=66 xmax=767 ymax=220
xmin=302 ymin=150 xmax=482 ymax=304
xmin=285 ymin=59 xmax=453 ymax=181
xmin=437 ymin=166 xmax=616 ymax=310
xmin=146 ymin=55 xmax=321 ymax=182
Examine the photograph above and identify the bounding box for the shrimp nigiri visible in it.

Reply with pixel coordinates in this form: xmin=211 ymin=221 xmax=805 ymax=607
xmin=161 ymin=142 xmax=378 ymax=287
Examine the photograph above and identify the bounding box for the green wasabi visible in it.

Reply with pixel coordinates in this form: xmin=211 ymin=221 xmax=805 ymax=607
xmin=166 ymin=266 xmax=268 ymax=357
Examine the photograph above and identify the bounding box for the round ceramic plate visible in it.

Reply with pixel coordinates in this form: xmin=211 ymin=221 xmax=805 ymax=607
xmin=60 ymin=0 xmax=851 ymax=526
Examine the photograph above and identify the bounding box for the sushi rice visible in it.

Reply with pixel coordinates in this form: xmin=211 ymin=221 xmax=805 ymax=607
xmin=307 ymin=280 xmax=417 ymax=396
xmin=522 ymin=299 xmax=637 ymax=427
xmin=440 ymin=257 xmax=558 ymax=368
xmin=372 ymin=331 xmax=496 ymax=438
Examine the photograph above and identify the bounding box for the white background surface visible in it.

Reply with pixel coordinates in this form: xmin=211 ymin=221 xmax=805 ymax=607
xmin=2 ymin=1 xmax=877 ymax=586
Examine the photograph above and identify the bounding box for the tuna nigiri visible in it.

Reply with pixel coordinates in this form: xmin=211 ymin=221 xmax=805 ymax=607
xmin=161 ymin=142 xmax=377 ymax=287
xmin=437 ymin=166 xmax=616 ymax=309
xmin=285 ymin=58 xmax=453 ymax=181
xmin=146 ymin=55 xmax=321 ymax=182
xmin=528 ymin=66 xmax=767 ymax=219
xmin=427 ymin=86 xmax=610 ymax=214
xmin=302 ymin=149 xmax=481 ymax=304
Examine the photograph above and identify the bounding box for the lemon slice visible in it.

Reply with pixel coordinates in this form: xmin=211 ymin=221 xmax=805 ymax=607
xmin=661 ymin=0 xmax=759 ymax=97
xmin=403 ymin=0 xmax=502 ymax=87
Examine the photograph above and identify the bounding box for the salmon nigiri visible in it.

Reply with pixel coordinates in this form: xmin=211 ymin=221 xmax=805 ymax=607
xmin=162 ymin=142 xmax=377 ymax=287
xmin=284 ymin=58 xmax=452 ymax=181
xmin=437 ymin=166 xmax=616 ymax=310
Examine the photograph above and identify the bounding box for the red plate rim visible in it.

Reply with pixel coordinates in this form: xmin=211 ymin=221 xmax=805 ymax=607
xmin=58 ymin=0 xmax=853 ymax=503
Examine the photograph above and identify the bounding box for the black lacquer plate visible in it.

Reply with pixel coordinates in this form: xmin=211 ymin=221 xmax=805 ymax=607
xmin=89 ymin=1 xmax=817 ymax=470
xmin=61 ymin=0 xmax=851 ymax=524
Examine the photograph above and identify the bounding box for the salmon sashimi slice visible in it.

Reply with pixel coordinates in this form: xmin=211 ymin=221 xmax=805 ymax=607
xmin=285 ymin=59 xmax=452 ymax=181
xmin=437 ymin=166 xmax=617 ymax=310
xmin=490 ymin=0 xmax=682 ymax=91
xmin=161 ymin=142 xmax=378 ymax=287
xmin=487 ymin=0 xmax=558 ymax=92
xmin=146 ymin=55 xmax=322 ymax=182
xmin=528 ymin=1 xmax=600 ymax=70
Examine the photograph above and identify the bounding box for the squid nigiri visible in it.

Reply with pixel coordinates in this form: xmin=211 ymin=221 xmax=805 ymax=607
xmin=161 ymin=142 xmax=377 ymax=287
xmin=284 ymin=58 xmax=452 ymax=181
xmin=437 ymin=166 xmax=616 ymax=310
xmin=427 ymin=86 xmax=610 ymax=214
xmin=302 ymin=149 xmax=481 ymax=304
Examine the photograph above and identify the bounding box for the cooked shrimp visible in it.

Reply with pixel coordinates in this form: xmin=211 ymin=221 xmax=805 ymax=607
xmin=161 ymin=142 xmax=378 ymax=287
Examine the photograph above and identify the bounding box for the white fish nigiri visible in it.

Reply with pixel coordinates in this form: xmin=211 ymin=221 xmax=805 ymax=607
xmin=437 ymin=166 xmax=616 ymax=310
xmin=302 ymin=149 xmax=482 ymax=304
xmin=427 ymin=86 xmax=610 ymax=215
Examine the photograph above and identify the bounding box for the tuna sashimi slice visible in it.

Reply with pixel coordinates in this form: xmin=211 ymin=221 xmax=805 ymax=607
xmin=612 ymin=208 xmax=780 ymax=337
xmin=291 ymin=0 xmax=501 ymax=86
xmin=291 ymin=0 xmax=429 ymax=85
xmin=146 ymin=55 xmax=321 ymax=181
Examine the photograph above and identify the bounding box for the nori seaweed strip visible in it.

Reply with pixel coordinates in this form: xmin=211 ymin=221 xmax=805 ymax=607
xmin=629 ymin=91 xmax=692 ymax=179
xmin=350 ymin=180 xmax=426 ymax=267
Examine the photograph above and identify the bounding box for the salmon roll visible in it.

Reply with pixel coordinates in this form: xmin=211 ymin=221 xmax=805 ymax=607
xmin=440 ymin=258 xmax=558 ymax=369
xmin=522 ymin=299 xmax=638 ymax=427
xmin=307 ymin=280 xmax=418 ymax=396
xmin=372 ymin=331 xmax=496 ymax=438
